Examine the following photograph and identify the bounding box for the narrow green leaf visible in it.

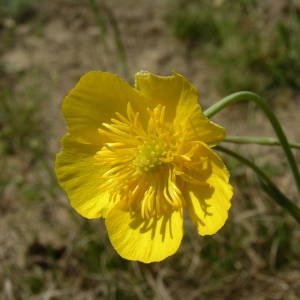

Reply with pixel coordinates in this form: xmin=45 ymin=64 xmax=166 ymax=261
xmin=216 ymin=145 xmax=300 ymax=223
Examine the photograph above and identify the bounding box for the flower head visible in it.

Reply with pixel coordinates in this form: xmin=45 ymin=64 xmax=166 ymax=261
xmin=55 ymin=71 xmax=233 ymax=263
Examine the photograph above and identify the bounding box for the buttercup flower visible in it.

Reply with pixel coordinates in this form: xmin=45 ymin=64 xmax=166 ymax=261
xmin=55 ymin=71 xmax=233 ymax=263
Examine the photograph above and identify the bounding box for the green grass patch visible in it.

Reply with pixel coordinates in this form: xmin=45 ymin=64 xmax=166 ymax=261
xmin=167 ymin=0 xmax=300 ymax=94
xmin=0 ymin=70 xmax=58 ymax=203
xmin=0 ymin=0 xmax=40 ymax=21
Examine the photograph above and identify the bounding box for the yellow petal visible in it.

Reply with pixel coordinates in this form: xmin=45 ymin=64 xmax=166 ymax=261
xmin=187 ymin=177 xmax=233 ymax=235
xmin=63 ymin=71 xmax=145 ymax=144
xmin=135 ymin=72 xmax=196 ymax=121
xmin=185 ymin=143 xmax=233 ymax=235
xmin=105 ymin=206 xmax=183 ymax=263
xmin=177 ymin=108 xmax=226 ymax=146
xmin=135 ymin=71 xmax=225 ymax=145
xmin=55 ymin=134 xmax=114 ymax=219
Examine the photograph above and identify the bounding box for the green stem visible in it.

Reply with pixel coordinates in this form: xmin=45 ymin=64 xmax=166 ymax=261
xmin=104 ymin=4 xmax=129 ymax=79
xmin=216 ymin=146 xmax=300 ymax=223
xmin=88 ymin=0 xmax=108 ymax=37
xmin=224 ymin=135 xmax=300 ymax=149
xmin=88 ymin=0 xmax=129 ymax=79
xmin=204 ymin=91 xmax=300 ymax=196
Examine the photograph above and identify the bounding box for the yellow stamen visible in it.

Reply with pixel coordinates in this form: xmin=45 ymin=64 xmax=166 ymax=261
xmin=95 ymin=103 xmax=186 ymax=218
xmin=134 ymin=140 xmax=166 ymax=173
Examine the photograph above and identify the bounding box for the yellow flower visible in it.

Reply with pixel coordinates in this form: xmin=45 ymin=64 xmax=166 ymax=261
xmin=55 ymin=71 xmax=233 ymax=263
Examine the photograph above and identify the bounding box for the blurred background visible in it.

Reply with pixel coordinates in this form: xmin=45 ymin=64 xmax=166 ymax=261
xmin=1 ymin=0 xmax=300 ymax=299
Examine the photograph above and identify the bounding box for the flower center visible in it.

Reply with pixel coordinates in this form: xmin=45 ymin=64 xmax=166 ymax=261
xmin=135 ymin=140 xmax=166 ymax=173
xmin=95 ymin=103 xmax=184 ymax=218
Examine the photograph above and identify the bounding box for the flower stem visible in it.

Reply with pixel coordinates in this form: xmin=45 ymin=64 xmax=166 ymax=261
xmin=224 ymin=135 xmax=300 ymax=149
xmin=216 ymin=145 xmax=300 ymax=223
xmin=204 ymin=91 xmax=300 ymax=197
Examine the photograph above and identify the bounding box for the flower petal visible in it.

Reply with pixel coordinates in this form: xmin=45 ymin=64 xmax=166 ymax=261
xmin=55 ymin=134 xmax=114 ymax=218
xmin=177 ymin=108 xmax=225 ymax=146
xmin=63 ymin=71 xmax=145 ymax=144
xmin=135 ymin=71 xmax=225 ymax=145
xmin=135 ymin=72 xmax=195 ymax=121
xmin=105 ymin=206 xmax=183 ymax=263
xmin=185 ymin=143 xmax=233 ymax=235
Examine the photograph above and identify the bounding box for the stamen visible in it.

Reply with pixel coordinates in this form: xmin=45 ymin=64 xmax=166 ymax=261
xmin=96 ymin=102 xmax=185 ymax=219
xmin=134 ymin=140 xmax=166 ymax=173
